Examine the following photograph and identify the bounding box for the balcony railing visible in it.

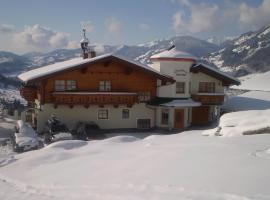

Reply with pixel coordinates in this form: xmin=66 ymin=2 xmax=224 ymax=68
xmin=191 ymin=93 xmax=225 ymax=105
xmin=52 ymin=92 xmax=139 ymax=107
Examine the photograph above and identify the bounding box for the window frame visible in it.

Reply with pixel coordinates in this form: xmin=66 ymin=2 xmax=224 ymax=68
xmin=122 ymin=109 xmax=130 ymax=119
xmin=199 ymin=82 xmax=216 ymax=93
xmin=54 ymin=80 xmax=65 ymax=91
xmin=137 ymin=118 xmax=151 ymax=129
xmin=98 ymin=109 xmax=109 ymax=120
xmin=161 ymin=108 xmax=169 ymax=125
xmin=99 ymin=80 xmax=111 ymax=92
xmin=66 ymin=80 xmax=77 ymax=91
xmin=176 ymin=82 xmax=185 ymax=94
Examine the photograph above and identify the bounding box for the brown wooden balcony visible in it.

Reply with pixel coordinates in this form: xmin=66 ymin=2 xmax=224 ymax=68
xmin=191 ymin=93 xmax=225 ymax=105
xmin=20 ymin=87 xmax=37 ymax=102
xmin=52 ymin=92 xmax=139 ymax=107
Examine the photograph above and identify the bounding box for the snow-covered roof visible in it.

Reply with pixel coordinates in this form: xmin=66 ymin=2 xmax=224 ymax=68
xmin=18 ymin=54 xmax=173 ymax=83
xmin=191 ymin=63 xmax=240 ymax=86
xmin=161 ymin=99 xmax=201 ymax=108
xmin=150 ymin=47 xmax=197 ymax=60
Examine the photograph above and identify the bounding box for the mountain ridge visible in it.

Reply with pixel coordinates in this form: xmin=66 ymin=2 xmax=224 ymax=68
xmin=0 ymin=35 xmax=219 ymax=76
xmin=205 ymin=24 xmax=270 ymax=77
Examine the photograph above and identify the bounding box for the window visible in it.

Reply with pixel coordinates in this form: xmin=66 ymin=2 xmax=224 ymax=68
xmin=66 ymin=80 xmax=76 ymax=91
xmin=99 ymin=81 xmax=111 ymax=91
xmin=55 ymin=80 xmax=65 ymax=91
xmin=161 ymin=109 xmax=169 ymax=125
xmin=122 ymin=109 xmax=130 ymax=119
xmin=199 ymin=82 xmax=215 ymax=93
xmin=138 ymin=91 xmax=151 ymax=102
xmin=176 ymin=82 xmax=185 ymax=94
xmin=98 ymin=109 xmax=108 ymax=119
xmin=137 ymin=119 xmax=151 ymax=129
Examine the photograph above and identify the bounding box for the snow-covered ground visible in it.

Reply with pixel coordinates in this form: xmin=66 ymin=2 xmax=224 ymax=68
xmin=231 ymin=71 xmax=270 ymax=92
xmin=223 ymin=90 xmax=270 ymax=111
xmin=203 ymin=109 xmax=270 ymax=137
xmin=1 ymin=124 xmax=270 ymax=199
xmin=224 ymin=70 xmax=270 ymax=112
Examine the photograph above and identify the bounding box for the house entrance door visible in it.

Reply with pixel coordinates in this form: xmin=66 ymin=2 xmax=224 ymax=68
xmin=174 ymin=109 xmax=184 ymax=129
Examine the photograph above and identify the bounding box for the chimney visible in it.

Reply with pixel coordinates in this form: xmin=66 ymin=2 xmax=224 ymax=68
xmin=80 ymin=29 xmax=96 ymax=59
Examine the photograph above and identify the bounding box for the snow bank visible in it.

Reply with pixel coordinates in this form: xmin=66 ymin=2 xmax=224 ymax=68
xmin=102 ymin=135 xmax=140 ymax=143
xmin=203 ymin=109 xmax=270 ymax=137
xmin=46 ymin=140 xmax=88 ymax=150
xmin=52 ymin=132 xmax=73 ymax=141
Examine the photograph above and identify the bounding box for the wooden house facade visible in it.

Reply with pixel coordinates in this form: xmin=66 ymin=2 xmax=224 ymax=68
xmin=18 ymin=35 xmax=239 ymax=133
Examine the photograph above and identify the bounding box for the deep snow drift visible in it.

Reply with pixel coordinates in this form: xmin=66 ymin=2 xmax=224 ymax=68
xmin=1 ymin=131 xmax=270 ymax=200
xmin=203 ymin=109 xmax=270 ymax=137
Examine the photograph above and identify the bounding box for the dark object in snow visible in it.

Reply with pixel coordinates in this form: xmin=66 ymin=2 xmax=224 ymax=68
xmin=45 ymin=115 xmax=68 ymax=133
xmin=72 ymin=121 xmax=105 ymax=140
xmin=44 ymin=115 xmax=71 ymax=144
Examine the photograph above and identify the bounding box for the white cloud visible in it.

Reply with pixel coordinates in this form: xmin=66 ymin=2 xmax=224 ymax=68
xmin=106 ymin=17 xmax=122 ymax=34
xmin=173 ymin=3 xmax=218 ymax=34
xmin=80 ymin=20 xmax=94 ymax=33
xmin=11 ymin=24 xmax=73 ymax=53
xmin=0 ymin=24 xmax=15 ymax=33
xmin=173 ymin=0 xmax=270 ymax=36
xmin=139 ymin=23 xmax=150 ymax=30
xmin=67 ymin=41 xmax=79 ymax=49
xmin=239 ymin=0 xmax=270 ymax=29
xmin=94 ymin=44 xmax=105 ymax=53
xmin=172 ymin=11 xmax=184 ymax=32
xmin=49 ymin=32 xmax=69 ymax=48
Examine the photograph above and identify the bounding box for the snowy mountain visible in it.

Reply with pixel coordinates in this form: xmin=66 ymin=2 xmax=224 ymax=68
xmin=1 ymin=36 xmax=219 ymax=77
xmin=115 ymin=36 xmax=219 ymax=64
xmin=0 ymin=51 xmax=31 ymax=76
xmin=207 ymin=36 xmax=235 ymax=46
xmin=205 ymin=24 xmax=270 ymax=77
xmin=0 ymin=74 xmax=20 ymax=88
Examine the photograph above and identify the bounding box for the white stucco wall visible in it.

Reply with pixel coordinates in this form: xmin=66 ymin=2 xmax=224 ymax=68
xmin=36 ymin=103 xmax=155 ymax=133
xmin=191 ymin=72 xmax=224 ymax=94
xmin=154 ymin=60 xmax=194 ymax=98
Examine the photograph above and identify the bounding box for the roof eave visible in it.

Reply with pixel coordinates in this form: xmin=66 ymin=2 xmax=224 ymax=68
xmin=19 ymin=54 xmax=174 ymax=84
xmin=190 ymin=64 xmax=240 ymax=86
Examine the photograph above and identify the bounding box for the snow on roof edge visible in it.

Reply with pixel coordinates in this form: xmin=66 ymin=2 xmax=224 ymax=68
xmin=18 ymin=53 xmax=172 ymax=83
xmin=150 ymin=48 xmax=197 ymax=60
xmin=193 ymin=63 xmax=240 ymax=85
xmin=18 ymin=54 xmax=112 ymax=82
xmin=114 ymin=54 xmax=172 ymax=79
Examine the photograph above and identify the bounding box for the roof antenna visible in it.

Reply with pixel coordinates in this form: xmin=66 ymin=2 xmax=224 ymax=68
xmin=167 ymin=41 xmax=175 ymax=51
xmin=80 ymin=29 xmax=89 ymax=59
xmin=80 ymin=29 xmax=96 ymax=59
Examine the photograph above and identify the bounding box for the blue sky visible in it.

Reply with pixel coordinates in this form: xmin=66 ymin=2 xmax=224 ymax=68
xmin=0 ymin=0 xmax=269 ymax=54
